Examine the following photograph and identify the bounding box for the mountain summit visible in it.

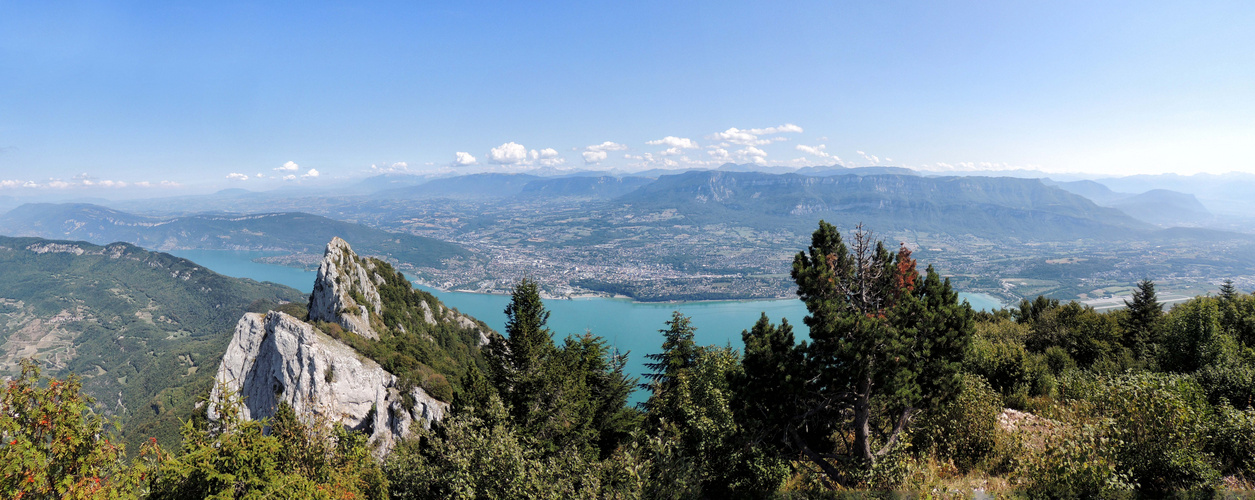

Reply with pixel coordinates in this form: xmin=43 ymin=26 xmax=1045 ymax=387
xmin=211 ymin=237 xmax=495 ymax=455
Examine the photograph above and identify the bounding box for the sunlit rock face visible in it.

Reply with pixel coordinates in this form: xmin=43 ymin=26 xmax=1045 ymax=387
xmin=210 ymin=311 xmax=446 ymax=455
xmin=308 ymin=237 xmax=384 ymax=340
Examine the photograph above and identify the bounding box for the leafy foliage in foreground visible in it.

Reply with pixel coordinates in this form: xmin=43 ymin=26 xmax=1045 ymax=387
xmin=1 ymin=360 xmax=134 ymax=498
xmin=140 ymin=389 xmax=387 ymax=499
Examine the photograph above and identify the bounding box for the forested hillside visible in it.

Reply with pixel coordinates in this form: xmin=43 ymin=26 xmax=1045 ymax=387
xmin=0 ymin=236 xmax=308 ymax=453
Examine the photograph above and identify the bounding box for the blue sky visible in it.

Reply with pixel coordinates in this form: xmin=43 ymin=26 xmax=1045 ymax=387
xmin=1 ymin=0 xmax=1252 ymax=193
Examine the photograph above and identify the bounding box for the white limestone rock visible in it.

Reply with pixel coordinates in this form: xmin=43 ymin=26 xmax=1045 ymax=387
xmin=210 ymin=311 xmax=447 ymax=456
xmin=308 ymin=237 xmax=383 ymax=340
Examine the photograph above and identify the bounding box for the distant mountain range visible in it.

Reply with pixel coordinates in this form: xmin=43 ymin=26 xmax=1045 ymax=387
xmin=0 ymin=204 xmax=471 ymax=267
xmin=1092 ymin=172 xmax=1255 ymax=217
xmin=614 ymin=171 xmax=1151 ymax=239
xmin=1048 ymin=180 xmax=1214 ymax=227
xmin=375 ymin=173 xmax=656 ymax=200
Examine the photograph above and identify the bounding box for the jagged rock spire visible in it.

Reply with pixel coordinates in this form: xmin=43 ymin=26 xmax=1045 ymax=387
xmin=308 ymin=237 xmax=384 ymax=340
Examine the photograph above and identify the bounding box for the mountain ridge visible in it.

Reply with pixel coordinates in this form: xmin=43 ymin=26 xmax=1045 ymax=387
xmin=0 ymin=203 xmax=471 ymax=269
xmin=614 ymin=170 xmax=1151 ymax=239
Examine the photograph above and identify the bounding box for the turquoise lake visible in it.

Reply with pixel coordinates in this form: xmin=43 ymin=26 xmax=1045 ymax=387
xmin=171 ymin=249 xmax=1004 ymax=400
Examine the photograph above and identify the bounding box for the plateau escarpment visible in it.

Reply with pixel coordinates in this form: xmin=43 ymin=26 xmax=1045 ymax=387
xmin=212 ymin=237 xmax=495 ymax=454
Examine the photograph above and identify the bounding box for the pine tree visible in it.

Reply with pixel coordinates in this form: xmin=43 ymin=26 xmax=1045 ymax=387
xmin=736 ymin=314 xmax=807 ymax=455
xmin=790 ymin=221 xmax=972 ymax=485
xmin=1220 ymin=279 xmax=1238 ymax=302
xmin=484 ymin=278 xmax=556 ymax=436
xmin=1014 ymin=295 xmax=1060 ymax=324
xmin=499 ymin=278 xmax=554 ymax=377
xmin=485 ymin=278 xmax=639 ymax=457
xmin=1122 ymin=279 xmax=1163 ymax=358
xmin=641 ymin=311 xmax=698 ymax=396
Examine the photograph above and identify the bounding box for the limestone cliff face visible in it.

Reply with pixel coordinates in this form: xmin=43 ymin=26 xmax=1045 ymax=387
xmin=211 ymin=311 xmax=446 ymax=454
xmin=308 ymin=237 xmax=384 ymax=340
xmin=306 ymin=236 xmax=493 ymax=346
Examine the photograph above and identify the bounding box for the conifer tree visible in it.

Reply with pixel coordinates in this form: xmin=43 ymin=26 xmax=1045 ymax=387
xmin=1220 ymin=279 xmax=1238 ymax=302
xmin=485 ymin=278 xmax=556 ymax=438
xmin=641 ymin=311 xmax=698 ymax=397
xmin=736 ymin=314 xmax=807 ymax=455
xmin=485 ymin=278 xmax=638 ymax=457
xmin=1122 ymin=279 xmax=1163 ymax=357
xmin=790 ymin=221 xmax=972 ymax=485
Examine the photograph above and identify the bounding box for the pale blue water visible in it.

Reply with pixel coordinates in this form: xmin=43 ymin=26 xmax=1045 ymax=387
xmin=169 ymin=249 xmax=1003 ymax=401
xmin=169 ymin=250 xmax=317 ymax=291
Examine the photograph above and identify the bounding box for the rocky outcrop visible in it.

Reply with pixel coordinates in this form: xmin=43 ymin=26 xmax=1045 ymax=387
xmin=210 ymin=311 xmax=446 ymax=455
xmin=438 ymin=302 xmax=492 ymax=346
xmin=308 ymin=237 xmax=384 ymax=340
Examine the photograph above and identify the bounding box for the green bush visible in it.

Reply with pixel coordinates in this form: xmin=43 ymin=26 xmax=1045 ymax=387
xmin=1020 ymin=419 xmax=1134 ymax=497
xmin=912 ymin=374 xmax=1004 ymax=472
xmin=1066 ymin=371 xmax=1222 ymax=491
xmin=1212 ymin=403 xmax=1255 ymax=479
xmin=1197 ymin=360 xmax=1255 ymax=409
xmin=1042 ymin=345 xmax=1075 ymax=375
xmin=385 ymin=396 xmax=633 ymax=499
xmin=142 ymin=384 xmax=387 ymax=499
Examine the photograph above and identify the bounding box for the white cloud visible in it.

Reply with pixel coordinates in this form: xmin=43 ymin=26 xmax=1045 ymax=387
xmin=283 ymin=174 xmax=297 ymax=181
xmin=748 ymin=124 xmax=803 ymax=135
xmin=582 ymin=150 xmax=608 ymax=164
xmin=708 ymin=124 xmax=803 ymax=146
xmin=585 ymin=141 xmax=628 ymax=152
xmin=796 ymin=144 xmax=841 ymax=163
xmin=48 ymin=180 xmax=70 ymax=189
xmin=454 ymin=152 xmax=478 ymax=166
xmin=134 ymin=180 xmax=181 ymax=188
xmin=275 ymin=161 xmax=299 ymax=171
xmin=302 ymin=168 xmax=320 ymax=178
xmin=857 ymin=151 xmax=880 ymax=164
xmin=537 ymin=148 xmax=560 ymax=158
xmin=489 ymin=142 xmax=528 ymax=164
xmin=0 ymin=180 xmax=20 ymax=188
xmin=226 ymin=173 xmax=249 ymax=181
xmin=710 ymin=128 xmax=764 ymax=145
xmin=371 ymin=161 xmax=410 ymax=173
xmin=708 ymin=148 xmax=730 ymax=161
xmin=646 ymin=136 xmax=699 ymax=149
xmin=580 ymin=141 xmax=627 ymax=165
xmin=737 ymin=147 xmax=768 ymax=163
xmin=539 ymin=158 xmax=566 ymax=167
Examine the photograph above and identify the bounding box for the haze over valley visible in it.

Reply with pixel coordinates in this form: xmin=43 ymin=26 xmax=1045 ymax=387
xmin=3 ymin=164 xmax=1251 ymax=307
